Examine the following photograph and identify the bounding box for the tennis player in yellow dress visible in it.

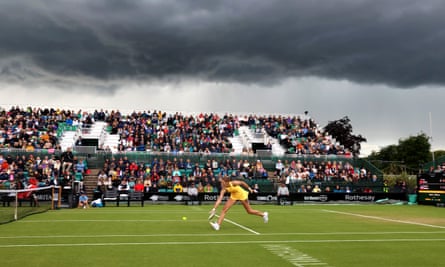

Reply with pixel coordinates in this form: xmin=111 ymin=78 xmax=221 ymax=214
xmin=209 ymin=176 xmax=268 ymax=230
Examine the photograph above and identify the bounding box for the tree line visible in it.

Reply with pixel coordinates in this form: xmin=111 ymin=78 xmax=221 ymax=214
xmin=324 ymin=116 xmax=444 ymax=175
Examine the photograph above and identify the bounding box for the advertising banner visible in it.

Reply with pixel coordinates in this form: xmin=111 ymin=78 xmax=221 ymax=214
xmin=143 ymin=192 xmax=407 ymax=203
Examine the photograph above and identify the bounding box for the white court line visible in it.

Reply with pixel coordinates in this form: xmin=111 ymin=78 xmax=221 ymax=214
xmin=52 ymin=210 xmax=208 ymax=214
xmin=323 ymin=209 xmax=445 ymax=229
xmin=19 ymin=219 xmax=189 ymax=222
xmin=1 ymin=231 xmax=444 ymax=239
xmin=0 ymin=233 xmax=254 ymax=239
xmin=1 ymin=238 xmax=445 ymax=248
xmin=20 ymin=218 xmax=261 ymax=234
xmin=222 ymin=218 xmax=261 ymax=235
xmin=214 ymin=215 xmax=261 ymax=235
xmin=263 ymin=244 xmax=328 ymax=266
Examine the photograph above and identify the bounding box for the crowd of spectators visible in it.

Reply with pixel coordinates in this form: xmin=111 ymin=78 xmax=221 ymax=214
xmin=91 ymin=109 xmax=354 ymax=157
xmin=96 ymin=156 xmax=271 ymax=195
xmin=0 ymin=105 xmax=353 ymax=158
xmin=0 ymin=151 xmax=88 ymax=192
xmin=0 ymin=106 xmax=96 ymax=151
xmin=103 ymin=110 xmax=358 ymax=158
xmin=101 ymin=110 xmax=237 ymax=153
xmin=0 ymin=105 xmax=96 ymax=190
xmin=96 ymin=152 xmax=382 ymax=196
xmin=239 ymin=113 xmax=350 ymax=156
xmin=274 ymin=158 xmax=379 ymax=193
xmin=428 ymin=163 xmax=445 ymax=174
xmin=276 ymin=159 xmax=376 ymax=184
xmin=0 ymin=105 xmax=379 ymax=195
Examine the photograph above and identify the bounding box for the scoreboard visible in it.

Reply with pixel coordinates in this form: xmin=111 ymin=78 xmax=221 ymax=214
xmin=417 ymin=172 xmax=445 ymax=205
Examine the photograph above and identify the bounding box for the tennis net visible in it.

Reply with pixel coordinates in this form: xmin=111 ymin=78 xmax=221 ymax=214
xmin=0 ymin=185 xmax=61 ymax=224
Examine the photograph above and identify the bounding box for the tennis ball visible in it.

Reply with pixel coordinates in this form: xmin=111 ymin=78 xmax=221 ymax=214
xmin=182 ymin=216 xmax=187 ymax=221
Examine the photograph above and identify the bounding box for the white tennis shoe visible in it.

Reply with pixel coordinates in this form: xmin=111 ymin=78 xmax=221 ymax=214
xmin=263 ymin=212 xmax=269 ymax=223
xmin=210 ymin=221 xmax=220 ymax=231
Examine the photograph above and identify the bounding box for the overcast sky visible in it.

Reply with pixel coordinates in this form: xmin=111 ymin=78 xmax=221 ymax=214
xmin=0 ymin=0 xmax=444 ymax=156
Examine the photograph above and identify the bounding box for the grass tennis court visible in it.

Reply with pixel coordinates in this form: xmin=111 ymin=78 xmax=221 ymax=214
xmin=1 ymin=204 xmax=445 ymax=267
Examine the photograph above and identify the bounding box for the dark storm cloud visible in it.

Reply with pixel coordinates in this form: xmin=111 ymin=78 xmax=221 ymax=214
xmin=1 ymin=0 xmax=445 ymax=87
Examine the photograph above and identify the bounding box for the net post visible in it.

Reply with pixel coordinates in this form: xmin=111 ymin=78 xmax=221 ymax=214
xmin=14 ymin=191 xmax=18 ymax=221
xmin=58 ymin=186 xmax=62 ymax=208
xmin=51 ymin=186 xmax=55 ymax=210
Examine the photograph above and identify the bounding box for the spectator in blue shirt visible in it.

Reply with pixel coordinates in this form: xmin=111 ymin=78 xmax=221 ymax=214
xmin=78 ymin=192 xmax=89 ymax=209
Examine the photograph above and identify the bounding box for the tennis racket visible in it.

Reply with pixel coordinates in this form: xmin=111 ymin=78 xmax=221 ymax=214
xmin=208 ymin=208 xmax=216 ymax=220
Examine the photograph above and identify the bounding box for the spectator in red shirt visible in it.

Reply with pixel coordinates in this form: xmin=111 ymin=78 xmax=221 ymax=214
xmin=134 ymin=179 xmax=144 ymax=192
xmin=129 ymin=161 xmax=139 ymax=172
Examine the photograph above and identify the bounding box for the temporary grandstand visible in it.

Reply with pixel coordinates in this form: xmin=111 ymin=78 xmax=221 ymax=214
xmin=0 ymin=105 xmax=414 ymax=211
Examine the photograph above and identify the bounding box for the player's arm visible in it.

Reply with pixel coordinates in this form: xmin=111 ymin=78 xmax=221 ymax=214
xmin=212 ymin=188 xmax=226 ymax=209
xmin=209 ymin=188 xmax=225 ymax=219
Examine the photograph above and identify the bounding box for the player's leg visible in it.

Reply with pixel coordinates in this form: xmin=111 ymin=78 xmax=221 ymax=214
xmin=210 ymin=198 xmax=237 ymax=230
xmin=216 ymin=198 xmax=236 ymax=225
xmin=240 ymin=199 xmax=268 ymax=223
xmin=240 ymin=199 xmax=263 ymax=216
